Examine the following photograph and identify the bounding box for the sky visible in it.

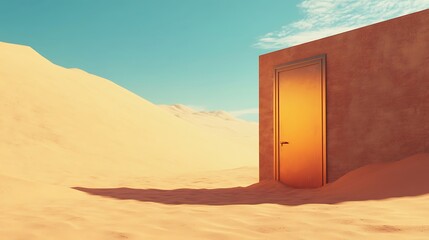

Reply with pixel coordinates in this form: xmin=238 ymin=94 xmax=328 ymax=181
xmin=0 ymin=0 xmax=427 ymax=121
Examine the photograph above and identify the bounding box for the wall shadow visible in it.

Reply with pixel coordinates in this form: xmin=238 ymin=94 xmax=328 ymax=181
xmin=72 ymin=180 xmax=429 ymax=206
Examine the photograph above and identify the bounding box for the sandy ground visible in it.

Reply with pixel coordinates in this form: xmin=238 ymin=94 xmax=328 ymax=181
xmin=1 ymin=42 xmax=429 ymax=239
xmin=1 ymin=156 xmax=429 ymax=240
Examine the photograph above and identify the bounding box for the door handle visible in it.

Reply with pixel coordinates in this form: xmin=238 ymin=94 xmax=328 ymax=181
xmin=281 ymin=141 xmax=289 ymax=146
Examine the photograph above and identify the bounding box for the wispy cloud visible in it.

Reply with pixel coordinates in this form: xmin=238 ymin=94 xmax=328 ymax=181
xmin=229 ymin=108 xmax=259 ymax=117
xmin=255 ymin=0 xmax=429 ymax=49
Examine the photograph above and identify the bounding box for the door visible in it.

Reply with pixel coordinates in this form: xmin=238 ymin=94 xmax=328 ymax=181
xmin=274 ymin=55 xmax=326 ymax=188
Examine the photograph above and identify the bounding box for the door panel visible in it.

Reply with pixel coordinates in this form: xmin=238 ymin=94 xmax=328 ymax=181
xmin=275 ymin=55 xmax=326 ymax=188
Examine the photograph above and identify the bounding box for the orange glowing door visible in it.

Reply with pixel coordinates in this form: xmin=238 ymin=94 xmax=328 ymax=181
xmin=275 ymin=55 xmax=326 ymax=188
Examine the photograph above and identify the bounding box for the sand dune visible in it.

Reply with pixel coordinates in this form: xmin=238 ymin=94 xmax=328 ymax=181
xmin=1 ymin=42 xmax=428 ymax=239
xmin=0 ymin=42 xmax=258 ymax=187
xmin=159 ymin=104 xmax=258 ymax=146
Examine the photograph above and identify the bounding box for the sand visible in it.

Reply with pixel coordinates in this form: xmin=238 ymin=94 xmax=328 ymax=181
xmin=1 ymin=41 xmax=429 ymax=239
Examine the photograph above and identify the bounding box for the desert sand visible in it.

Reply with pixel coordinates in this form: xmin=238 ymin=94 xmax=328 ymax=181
xmin=1 ymin=42 xmax=429 ymax=239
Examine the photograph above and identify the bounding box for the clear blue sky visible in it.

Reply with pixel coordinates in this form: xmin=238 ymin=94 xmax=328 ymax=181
xmin=0 ymin=0 xmax=426 ymax=121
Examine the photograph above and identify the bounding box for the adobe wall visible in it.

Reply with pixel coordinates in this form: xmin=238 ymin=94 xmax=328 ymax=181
xmin=260 ymin=10 xmax=429 ymax=182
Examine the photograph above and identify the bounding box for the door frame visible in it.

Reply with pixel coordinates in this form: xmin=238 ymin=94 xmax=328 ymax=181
xmin=273 ymin=54 xmax=327 ymax=185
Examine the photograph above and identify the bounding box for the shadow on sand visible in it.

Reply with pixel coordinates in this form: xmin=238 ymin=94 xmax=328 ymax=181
xmin=72 ymin=179 xmax=429 ymax=206
xmin=73 ymin=154 xmax=429 ymax=205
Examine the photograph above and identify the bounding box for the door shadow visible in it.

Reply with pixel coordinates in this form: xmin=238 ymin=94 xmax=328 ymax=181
xmin=72 ymin=180 xmax=429 ymax=206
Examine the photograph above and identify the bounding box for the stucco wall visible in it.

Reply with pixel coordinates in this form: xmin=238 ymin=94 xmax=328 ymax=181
xmin=259 ymin=10 xmax=429 ymax=182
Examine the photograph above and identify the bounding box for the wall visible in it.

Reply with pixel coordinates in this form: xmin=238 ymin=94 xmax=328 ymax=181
xmin=260 ymin=10 xmax=429 ymax=182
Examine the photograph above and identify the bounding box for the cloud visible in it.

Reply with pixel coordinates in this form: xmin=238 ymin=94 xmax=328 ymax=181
xmin=229 ymin=108 xmax=259 ymax=117
xmin=255 ymin=0 xmax=429 ymax=49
